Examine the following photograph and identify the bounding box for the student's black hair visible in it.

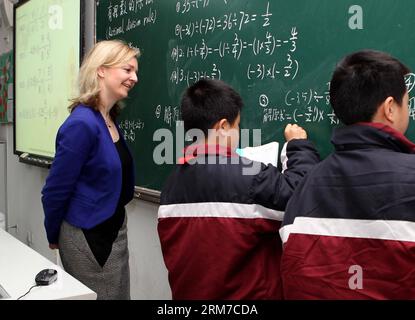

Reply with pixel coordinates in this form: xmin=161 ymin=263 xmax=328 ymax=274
xmin=181 ymin=79 xmax=243 ymax=135
xmin=329 ymin=49 xmax=410 ymax=125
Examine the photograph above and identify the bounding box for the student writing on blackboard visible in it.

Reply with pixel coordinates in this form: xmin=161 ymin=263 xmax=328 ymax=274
xmin=280 ymin=50 xmax=415 ymax=299
xmin=157 ymin=79 xmax=320 ymax=299
xmin=41 ymin=40 xmax=140 ymax=300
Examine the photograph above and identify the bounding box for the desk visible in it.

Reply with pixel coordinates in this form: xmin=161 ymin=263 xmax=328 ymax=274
xmin=0 ymin=229 xmax=97 ymax=300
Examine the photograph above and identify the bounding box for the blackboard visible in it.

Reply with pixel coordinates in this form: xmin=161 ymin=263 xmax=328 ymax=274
xmin=14 ymin=0 xmax=83 ymax=167
xmin=96 ymin=0 xmax=415 ymax=198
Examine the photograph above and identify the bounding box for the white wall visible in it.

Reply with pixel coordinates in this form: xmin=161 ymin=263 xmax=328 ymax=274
xmin=0 ymin=0 xmax=171 ymax=300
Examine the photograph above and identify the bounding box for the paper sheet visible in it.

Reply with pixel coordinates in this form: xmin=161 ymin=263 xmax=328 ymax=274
xmin=236 ymin=141 xmax=279 ymax=166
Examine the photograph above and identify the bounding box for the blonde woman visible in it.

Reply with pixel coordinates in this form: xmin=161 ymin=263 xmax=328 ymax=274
xmin=41 ymin=40 xmax=139 ymax=300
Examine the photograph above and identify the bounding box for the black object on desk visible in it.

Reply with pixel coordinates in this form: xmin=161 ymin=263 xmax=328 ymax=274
xmin=35 ymin=269 xmax=58 ymax=286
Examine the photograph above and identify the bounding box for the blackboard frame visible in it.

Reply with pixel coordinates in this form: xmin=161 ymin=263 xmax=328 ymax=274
xmin=13 ymin=0 xmax=85 ymax=168
xmin=134 ymin=187 xmax=160 ymax=204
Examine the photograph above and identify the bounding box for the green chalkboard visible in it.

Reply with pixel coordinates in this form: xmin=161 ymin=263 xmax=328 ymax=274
xmin=96 ymin=0 xmax=415 ymax=197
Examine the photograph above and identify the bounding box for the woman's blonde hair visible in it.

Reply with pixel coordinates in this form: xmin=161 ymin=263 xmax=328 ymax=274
xmin=69 ymin=40 xmax=140 ymax=118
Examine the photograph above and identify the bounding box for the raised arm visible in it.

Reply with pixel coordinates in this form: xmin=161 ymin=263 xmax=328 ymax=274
xmin=250 ymin=124 xmax=320 ymax=211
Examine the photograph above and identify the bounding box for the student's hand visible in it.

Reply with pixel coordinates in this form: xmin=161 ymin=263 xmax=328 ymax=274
xmin=284 ymin=124 xmax=307 ymax=141
xmin=49 ymin=243 xmax=59 ymax=250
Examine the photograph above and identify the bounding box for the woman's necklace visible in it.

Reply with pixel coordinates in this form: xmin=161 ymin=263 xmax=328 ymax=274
xmin=102 ymin=113 xmax=112 ymax=128
xmin=100 ymin=109 xmax=113 ymax=128
xmin=104 ymin=118 xmax=112 ymax=128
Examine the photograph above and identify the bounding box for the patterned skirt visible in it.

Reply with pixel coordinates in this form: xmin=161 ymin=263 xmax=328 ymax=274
xmin=58 ymin=217 xmax=130 ymax=300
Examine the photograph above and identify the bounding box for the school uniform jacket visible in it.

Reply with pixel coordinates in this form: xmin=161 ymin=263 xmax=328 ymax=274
xmin=42 ymin=105 xmax=135 ymax=244
xmin=158 ymin=141 xmax=319 ymax=300
xmin=280 ymin=123 xmax=415 ymax=299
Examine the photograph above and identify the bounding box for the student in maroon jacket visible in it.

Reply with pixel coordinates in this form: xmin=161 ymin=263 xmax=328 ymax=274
xmin=157 ymin=79 xmax=320 ymax=299
xmin=280 ymin=50 xmax=415 ymax=299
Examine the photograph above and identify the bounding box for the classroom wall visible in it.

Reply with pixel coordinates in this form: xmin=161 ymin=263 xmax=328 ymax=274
xmin=0 ymin=0 xmax=171 ymax=300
